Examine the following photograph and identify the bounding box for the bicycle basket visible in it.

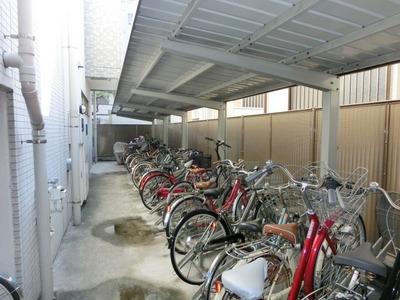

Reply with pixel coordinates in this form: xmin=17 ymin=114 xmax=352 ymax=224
xmin=307 ymin=164 xmax=369 ymax=224
xmin=376 ymin=192 xmax=400 ymax=250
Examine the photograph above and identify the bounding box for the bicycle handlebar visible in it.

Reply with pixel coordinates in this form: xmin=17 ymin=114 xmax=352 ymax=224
xmin=369 ymin=182 xmax=400 ymax=211
xmin=246 ymin=160 xmax=342 ymax=207
xmin=246 ymin=160 xmax=323 ymax=188
xmin=205 ymin=137 xmax=231 ymax=148
xmin=214 ymin=159 xmax=242 ymax=170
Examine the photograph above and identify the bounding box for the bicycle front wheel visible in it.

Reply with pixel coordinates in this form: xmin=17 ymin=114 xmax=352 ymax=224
xmin=307 ymin=215 xmax=366 ymax=297
xmin=164 ymin=195 xmax=208 ymax=238
xmin=131 ymin=161 xmax=155 ymax=188
xmin=170 ymin=209 xmax=231 ymax=285
xmin=139 ymin=174 xmax=173 ymax=210
xmin=0 ymin=275 xmax=22 ymax=300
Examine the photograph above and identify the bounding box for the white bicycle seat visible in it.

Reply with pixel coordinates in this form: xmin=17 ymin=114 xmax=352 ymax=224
xmin=221 ymin=257 xmax=268 ymax=300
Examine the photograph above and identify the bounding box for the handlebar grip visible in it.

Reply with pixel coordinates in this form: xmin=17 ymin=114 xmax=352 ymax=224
xmin=327 ymin=188 xmax=337 ymax=206
xmin=223 ymin=142 xmax=231 ymax=148
xmin=205 ymin=137 xmax=213 ymax=141
xmin=245 ymin=167 xmax=270 ymax=183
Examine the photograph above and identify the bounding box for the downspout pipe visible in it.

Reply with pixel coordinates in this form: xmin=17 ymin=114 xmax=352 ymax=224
xmin=67 ymin=13 xmax=82 ymax=226
xmin=2 ymin=0 xmax=54 ymax=300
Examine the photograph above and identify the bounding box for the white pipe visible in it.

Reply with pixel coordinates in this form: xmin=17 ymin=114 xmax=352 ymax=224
xmin=93 ymin=92 xmax=98 ymax=163
xmin=2 ymin=0 xmax=53 ymax=299
xmin=67 ymin=7 xmax=82 ymax=226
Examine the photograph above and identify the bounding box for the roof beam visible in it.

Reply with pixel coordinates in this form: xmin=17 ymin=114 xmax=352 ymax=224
xmin=328 ymin=51 xmax=400 ymax=75
xmin=162 ymin=40 xmax=339 ymax=91
xmin=136 ymin=49 xmax=164 ymax=88
xmin=165 ymin=0 xmax=322 ymax=93
xmin=131 ymin=88 xmax=224 ymax=110
xmin=123 ymin=103 xmax=184 ymax=116
xmin=221 ymin=82 xmax=295 ymax=102
xmin=168 ymin=0 xmax=206 ymax=39
xmin=116 ymin=111 xmax=162 ymax=121
xmin=282 ymin=13 xmax=400 ymax=65
xmin=166 ymin=63 xmax=214 ymax=93
xmin=197 ymin=73 xmax=256 ymax=97
xmin=228 ymin=0 xmax=323 ymax=53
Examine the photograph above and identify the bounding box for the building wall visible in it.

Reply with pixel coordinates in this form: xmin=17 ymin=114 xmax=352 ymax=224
xmin=84 ymin=0 xmax=138 ymax=80
xmin=290 ymin=64 xmax=399 ymax=109
xmin=0 ymin=0 xmax=88 ymax=299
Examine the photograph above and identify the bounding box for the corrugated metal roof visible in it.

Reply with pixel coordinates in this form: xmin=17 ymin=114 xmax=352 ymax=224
xmin=113 ymin=0 xmax=400 ymax=121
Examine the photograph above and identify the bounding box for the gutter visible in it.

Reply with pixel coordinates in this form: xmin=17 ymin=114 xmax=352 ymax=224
xmin=2 ymin=0 xmax=53 ymax=299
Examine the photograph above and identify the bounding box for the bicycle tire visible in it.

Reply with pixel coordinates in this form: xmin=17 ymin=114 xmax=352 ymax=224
xmin=164 ymin=195 xmax=208 ymax=238
xmin=170 ymin=209 xmax=231 ymax=285
xmin=204 ymin=249 xmax=292 ymax=300
xmin=131 ymin=161 xmax=155 ymax=188
xmin=0 ymin=275 xmax=22 ymax=300
xmin=307 ymin=215 xmax=366 ymax=297
xmin=253 ymin=194 xmax=281 ymax=224
xmin=231 ymin=188 xmax=252 ymax=223
xmin=139 ymin=174 xmax=173 ymax=210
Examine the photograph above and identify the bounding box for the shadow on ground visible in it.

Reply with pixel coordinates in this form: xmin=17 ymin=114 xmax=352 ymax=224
xmin=54 ymin=277 xmax=186 ymax=300
xmin=92 ymin=216 xmax=161 ymax=246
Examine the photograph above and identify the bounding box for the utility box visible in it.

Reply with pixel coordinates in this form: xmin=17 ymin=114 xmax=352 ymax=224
xmin=48 ymin=184 xmax=66 ymax=213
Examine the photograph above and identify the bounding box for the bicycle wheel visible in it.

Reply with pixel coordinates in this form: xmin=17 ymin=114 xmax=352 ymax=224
xmin=231 ymin=189 xmax=252 ymax=223
xmin=131 ymin=161 xmax=155 ymax=188
xmin=164 ymin=195 xmax=208 ymax=238
xmin=205 ymin=250 xmax=292 ymax=300
xmin=170 ymin=209 xmax=231 ymax=285
xmin=0 ymin=275 xmax=22 ymax=300
xmin=139 ymin=174 xmax=173 ymax=210
xmin=308 ymin=215 xmax=366 ymax=297
xmin=253 ymin=194 xmax=281 ymax=224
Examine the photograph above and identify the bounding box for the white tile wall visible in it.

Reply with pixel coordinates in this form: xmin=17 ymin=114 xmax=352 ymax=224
xmin=1 ymin=0 xmax=86 ymax=299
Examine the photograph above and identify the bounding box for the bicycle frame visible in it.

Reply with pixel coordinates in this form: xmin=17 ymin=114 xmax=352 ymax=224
xmin=289 ymin=213 xmax=337 ymax=299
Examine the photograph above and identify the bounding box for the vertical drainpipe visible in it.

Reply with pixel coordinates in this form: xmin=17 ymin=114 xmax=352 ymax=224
xmin=93 ymin=92 xmax=98 ymax=163
xmin=68 ymin=26 xmax=82 ymax=226
xmin=2 ymin=0 xmax=54 ymax=299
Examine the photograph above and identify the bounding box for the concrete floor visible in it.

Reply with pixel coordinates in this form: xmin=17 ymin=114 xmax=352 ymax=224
xmin=53 ymin=161 xmax=198 ymax=300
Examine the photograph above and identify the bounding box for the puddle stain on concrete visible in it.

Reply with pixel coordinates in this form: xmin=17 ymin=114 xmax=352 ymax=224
xmin=92 ymin=216 xmax=158 ymax=246
xmin=55 ymin=277 xmax=186 ymax=300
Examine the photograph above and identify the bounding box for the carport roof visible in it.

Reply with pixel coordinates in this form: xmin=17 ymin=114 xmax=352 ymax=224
xmin=113 ymin=0 xmax=400 ymax=121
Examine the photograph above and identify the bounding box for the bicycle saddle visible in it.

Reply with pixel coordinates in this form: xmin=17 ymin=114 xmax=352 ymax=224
xmin=263 ymin=222 xmax=299 ymax=245
xmin=237 ymin=218 xmax=262 ymax=234
xmin=203 ymin=187 xmax=225 ymax=198
xmin=222 ymin=257 xmax=268 ymax=299
xmin=333 ymin=242 xmax=387 ymax=277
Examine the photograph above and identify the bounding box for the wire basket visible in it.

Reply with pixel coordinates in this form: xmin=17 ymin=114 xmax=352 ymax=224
xmin=311 ymin=167 xmax=368 ymax=223
xmin=376 ymin=192 xmax=400 ymax=251
xmin=296 ymin=162 xmax=369 ymax=225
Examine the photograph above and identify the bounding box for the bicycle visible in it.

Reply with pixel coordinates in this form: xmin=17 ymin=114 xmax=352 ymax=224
xmin=309 ymin=186 xmax=400 ymax=300
xmin=197 ymin=161 xmax=367 ymax=299
xmin=138 ymin=152 xmax=213 ymax=210
xmin=204 ymin=137 xmax=234 ymax=187
xmin=168 ymin=164 xmax=302 ymax=285
xmin=163 ymin=159 xmax=248 ymax=240
xmin=0 ymin=272 xmax=23 ymax=300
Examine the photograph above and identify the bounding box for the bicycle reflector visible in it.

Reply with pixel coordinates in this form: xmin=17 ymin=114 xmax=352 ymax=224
xmin=211 ymin=220 xmax=217 ymax=229
xmin=215 ymin=281 xmax=223 ymax=294
xmin=166 ymin=205 xmax=171 ymax=212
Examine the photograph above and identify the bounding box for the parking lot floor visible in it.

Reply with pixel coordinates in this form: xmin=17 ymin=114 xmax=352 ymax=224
xmin=53 ymin=161 xmax=198 ymax=300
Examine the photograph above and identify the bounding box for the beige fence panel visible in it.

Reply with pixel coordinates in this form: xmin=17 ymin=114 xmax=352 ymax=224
xmin=386 ymin=102 xmax=400 ymax=192
xmin=270 ymin=110 xmax=315 ymax=166
xmin=243 ymin=114 xmax=271 ymax=168
xmin=337 ymin=104 xmax=387 ymax=241
xmin=97 ymin=124 xmax=151 ymax=157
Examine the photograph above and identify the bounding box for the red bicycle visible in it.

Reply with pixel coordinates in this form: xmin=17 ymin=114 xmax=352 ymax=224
xmin=196 ymin=161 xmax=368 ymax=299
xmin=138 ymin=157 xmax=213 ymax=210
